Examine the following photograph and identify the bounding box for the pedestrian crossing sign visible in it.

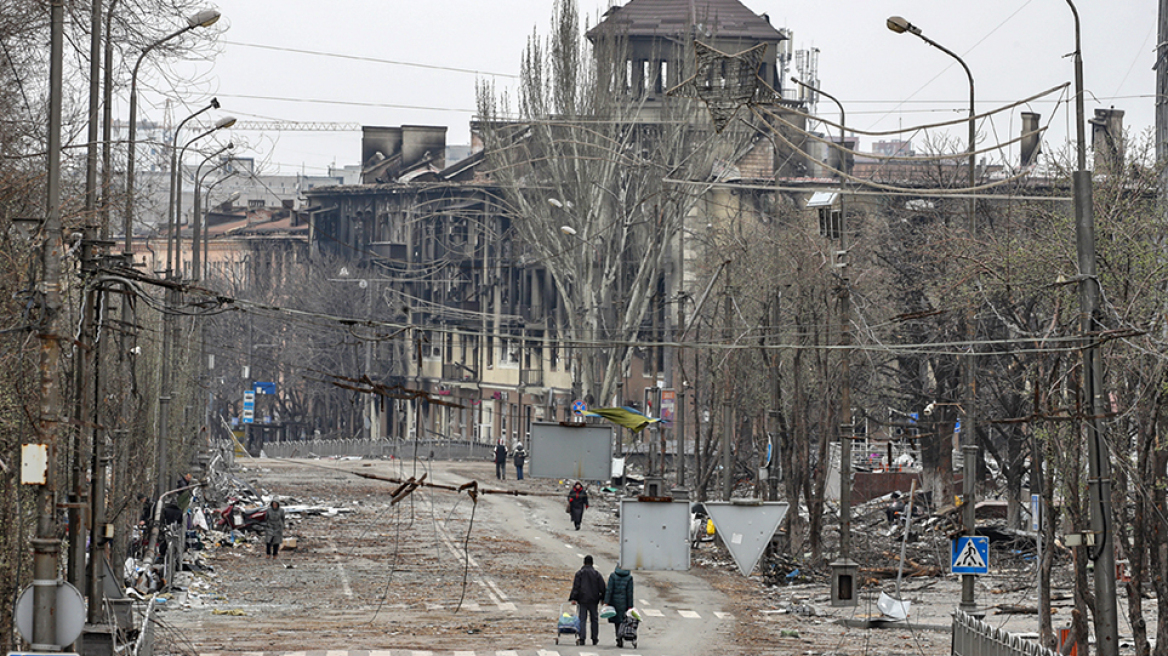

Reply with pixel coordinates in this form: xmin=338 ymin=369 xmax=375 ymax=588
xmin=951 ymin=536 xmax=989 ymax=574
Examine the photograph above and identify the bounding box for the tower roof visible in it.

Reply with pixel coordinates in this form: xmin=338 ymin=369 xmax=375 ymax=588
xmin=586 ymin=0 xmax=785 ymax=42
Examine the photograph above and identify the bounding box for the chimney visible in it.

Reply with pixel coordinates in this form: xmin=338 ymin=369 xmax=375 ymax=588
xmin=361 ymin=126 xmax=402 ymax=167
xmin=401 ymin=125 xmax=447 ymax=170
xmin=1090 ymin=107 xmax=1124 ymax=168
xmin=1019 ymin=112 xmax=1040 ymax=168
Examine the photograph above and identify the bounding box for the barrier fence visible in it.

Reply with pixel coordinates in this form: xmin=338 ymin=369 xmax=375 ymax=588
xmin=952 ymin=610 xmax=1060 ymax=656
xmin=260 ymin=437 xmax=497 ymax=462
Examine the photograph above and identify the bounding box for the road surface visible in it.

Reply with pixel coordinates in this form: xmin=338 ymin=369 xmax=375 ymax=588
xmin=161 ymin=457 xmax=950 ymax=656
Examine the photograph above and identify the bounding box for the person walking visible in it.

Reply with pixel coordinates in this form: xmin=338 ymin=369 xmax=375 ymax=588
xmin=569 ymin=555 xmax=606 ymax=646
xmin=494 ymin=440 xmax=508 ymax=480
xmin=513 ymin=443 xmax=527 ymax=480
xmin=264 ymin=500 xmax=285 ymax=559
xmin=567 ymin=481 xmax=588 ymax=530
xmin=604 ymin=564 xmax=635 ymax=647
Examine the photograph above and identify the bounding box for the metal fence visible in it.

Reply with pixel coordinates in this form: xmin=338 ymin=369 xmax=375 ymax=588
xmin=261 ymin=437 xmax=496 ymax=462
xmin=952 ymin=610 xmax=1059 ymax=656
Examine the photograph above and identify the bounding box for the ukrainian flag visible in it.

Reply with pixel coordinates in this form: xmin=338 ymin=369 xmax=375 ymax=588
xmin=583 ymin=406 xmax=663 ymax=434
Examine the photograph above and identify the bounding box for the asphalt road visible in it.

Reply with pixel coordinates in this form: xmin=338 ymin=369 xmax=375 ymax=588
xmin=160 ymin=456 xmax=960 ymax=656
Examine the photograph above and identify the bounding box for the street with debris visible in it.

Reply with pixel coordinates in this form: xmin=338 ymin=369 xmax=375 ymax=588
xmin=136 ymin=455 xmax=1153 ymax=656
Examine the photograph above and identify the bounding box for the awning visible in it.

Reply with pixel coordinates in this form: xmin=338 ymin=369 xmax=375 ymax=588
xmin=806 ymin=191 xmax=839 ymax=208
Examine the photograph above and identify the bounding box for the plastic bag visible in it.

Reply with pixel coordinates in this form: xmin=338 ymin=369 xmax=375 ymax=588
xmin=558 ymin=612 xmax=579 ymax=630
xmin=627 ymin=606 xmax=643 ymax=622
xmin=600 ymin=604 xmax=616 ymax=619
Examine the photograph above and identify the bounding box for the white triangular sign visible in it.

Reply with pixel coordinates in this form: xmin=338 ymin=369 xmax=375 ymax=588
xmin=954 ymin=539 xmax=986 ymax=569
xmin=704 ymin=501 xmax=789 ymax=576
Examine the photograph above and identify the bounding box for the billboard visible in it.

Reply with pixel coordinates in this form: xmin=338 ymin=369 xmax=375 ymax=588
xmin=529 ymin=421 xmax=613 ymax=481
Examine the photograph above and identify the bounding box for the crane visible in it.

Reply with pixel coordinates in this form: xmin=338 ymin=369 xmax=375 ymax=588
xmin=187 ymin=120 xmax=363 ymax=132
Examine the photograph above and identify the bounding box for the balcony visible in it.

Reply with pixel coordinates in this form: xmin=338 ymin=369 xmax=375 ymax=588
xmin=519 ymin=368 xmax=543 ymax=387
xmin=369 ymin=241 xmax=407 ymax=261
xmin=442 ymin=363 xmax=477 ymax=382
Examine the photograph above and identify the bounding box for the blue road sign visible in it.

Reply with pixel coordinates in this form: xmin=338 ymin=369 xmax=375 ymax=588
xmin=951 ymin=536 xmax=989 ymax=574
xmin=572 ymin=399 xmax=587 ymax=416
xmin=254 ymin=381 xmax=277 ymax=395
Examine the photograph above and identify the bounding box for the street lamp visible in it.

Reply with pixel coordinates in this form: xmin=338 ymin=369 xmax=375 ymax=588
xmin=886 ymin=15 xmax=979 ymax=615
xmin=792 ymin=76 xmax=857 ymax=607
xmin=168 ymin=115 xmax=236 ymax=278
xmin=123 ymin=8 xmax=221 ymax=254
xmin=202 ymin=186 xmax=240 ymax=281
xmin=1063 ymin=2 xmax=1117 ymax=654
xmin=192 ymin=144 xmax=234 ymax=281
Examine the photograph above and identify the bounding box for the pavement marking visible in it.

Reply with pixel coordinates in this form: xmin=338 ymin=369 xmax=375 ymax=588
xmin=369 ymin=652 xmax=394 ymax=656
xmin=462 ymin=601 xmax=482 ymax=612
xmin=641 ymin=609 xmax=665 ymax=617
xmin=325 ymin=651 xmax=348 ymax=656
xmin=564 ymin=543 xmax=574 ymax=549
xmin=495 ymin=651 xmax=520 ymax=656
xmin=453 ymin=652 xmax=476 ymax=656
xmin=485 ymin=578 xmax=510 ymax=600
xmin=326 ymin=540 xmax=354 ymax=598
xmin=678 ymin=610 xmax=701 ymax=618
xmin=715 ymin=611 xmax=733 ymax=619
xmin=537 ymin=651 xmax=562 ymax=656
xmin=426 ymin=602 xmax=444 ymax=611
xmin=497 ymin=601 xmax=517 ymax=611
xmin=410 ymin=651 xmax=434 ymax=656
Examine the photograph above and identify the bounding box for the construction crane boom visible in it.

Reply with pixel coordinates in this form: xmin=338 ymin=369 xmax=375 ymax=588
xmin=188 ymin=121 xmax=363 ymax=131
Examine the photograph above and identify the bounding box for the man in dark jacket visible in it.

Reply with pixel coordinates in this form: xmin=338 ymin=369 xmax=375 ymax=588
xmin=494 ymin=441 xmax=507 ymax=479
xmin=604 ymin=566 xmax=635 ymax=646
xmin=569 ymin=555 xmax=606 ymax=646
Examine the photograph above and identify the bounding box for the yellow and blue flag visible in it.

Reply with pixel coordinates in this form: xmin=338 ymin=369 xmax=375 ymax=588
xmin=583 ymin=406 xmax=663 ymax=434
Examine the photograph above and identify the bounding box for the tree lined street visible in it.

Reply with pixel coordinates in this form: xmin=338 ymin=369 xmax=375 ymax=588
xmin=3 ymin=1 xmax=1168 ymax=655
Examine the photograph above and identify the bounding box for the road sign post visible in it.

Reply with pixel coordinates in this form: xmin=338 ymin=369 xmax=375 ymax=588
xmin=951 ymin=536 xmax=989 ymax=575
xmin=242 ymin=390 xmax=255 ymax=424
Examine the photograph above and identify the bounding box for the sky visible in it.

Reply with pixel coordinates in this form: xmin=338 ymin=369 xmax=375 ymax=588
xmin=146 ymin=0 xmax=1160 ymax=175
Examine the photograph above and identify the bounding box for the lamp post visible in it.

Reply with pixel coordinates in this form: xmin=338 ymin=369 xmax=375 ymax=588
xmin=123 ymin=8 xmax=221 ymax=254
xmin=1064 ymin=2 xmax=1118 ymax=654
xmin=191 ymin=144 xmax=233 ymax=281
xmin=156 ymin=112 xmax=232 ymax=499
xmin=169 ymin=114 xmax=235 ymax=278
xmin=886 ymin=15 xmax=980 ymax=615
xmin=203 ymin=186 xmax=240 ymax=281
xmin=793 ymin=76 xmax=858 ymax=607
xmin=32 ymin=0 xmax=65 ymax=647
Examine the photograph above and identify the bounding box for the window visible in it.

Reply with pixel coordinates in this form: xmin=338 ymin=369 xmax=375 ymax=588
xmin=819 ymin=207 xmax=841 ymax=240
xmin=501 ymin=338 xmax=519 ymax=365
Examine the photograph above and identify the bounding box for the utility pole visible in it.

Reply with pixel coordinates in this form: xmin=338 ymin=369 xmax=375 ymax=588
xmin=721 ymin=280 xmax=734 ymax=500
xmin=1066 ymin=1 xmax=1118 ymax=652
xmin=31 ymin=0 xmax=66 ymax=648
xmin=1159 ymin=0 xmax=1168 ymax=210
xmin=675 ymin=298 xmax=686 ymax=487
xmin=768 ymin=294 xmax=781 ymax=502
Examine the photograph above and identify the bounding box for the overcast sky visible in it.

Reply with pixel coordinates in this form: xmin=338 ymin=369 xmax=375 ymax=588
xmin=160 ymin=0 xmax=1158 ymax=175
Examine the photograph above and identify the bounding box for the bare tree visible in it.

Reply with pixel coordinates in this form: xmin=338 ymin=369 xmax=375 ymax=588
xmin=475 ymin=0 xmax=756 ymax=409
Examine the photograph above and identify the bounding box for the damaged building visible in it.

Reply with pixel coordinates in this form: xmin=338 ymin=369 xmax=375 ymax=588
xmin=301 ymin=0 xmax=815 ymax=448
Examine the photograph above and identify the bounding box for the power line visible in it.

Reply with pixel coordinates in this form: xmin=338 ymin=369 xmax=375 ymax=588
xmin=213 ymin=93 xmax=475 ymax=113
xmin=222 ymin=40 xmax=519 ymax=79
